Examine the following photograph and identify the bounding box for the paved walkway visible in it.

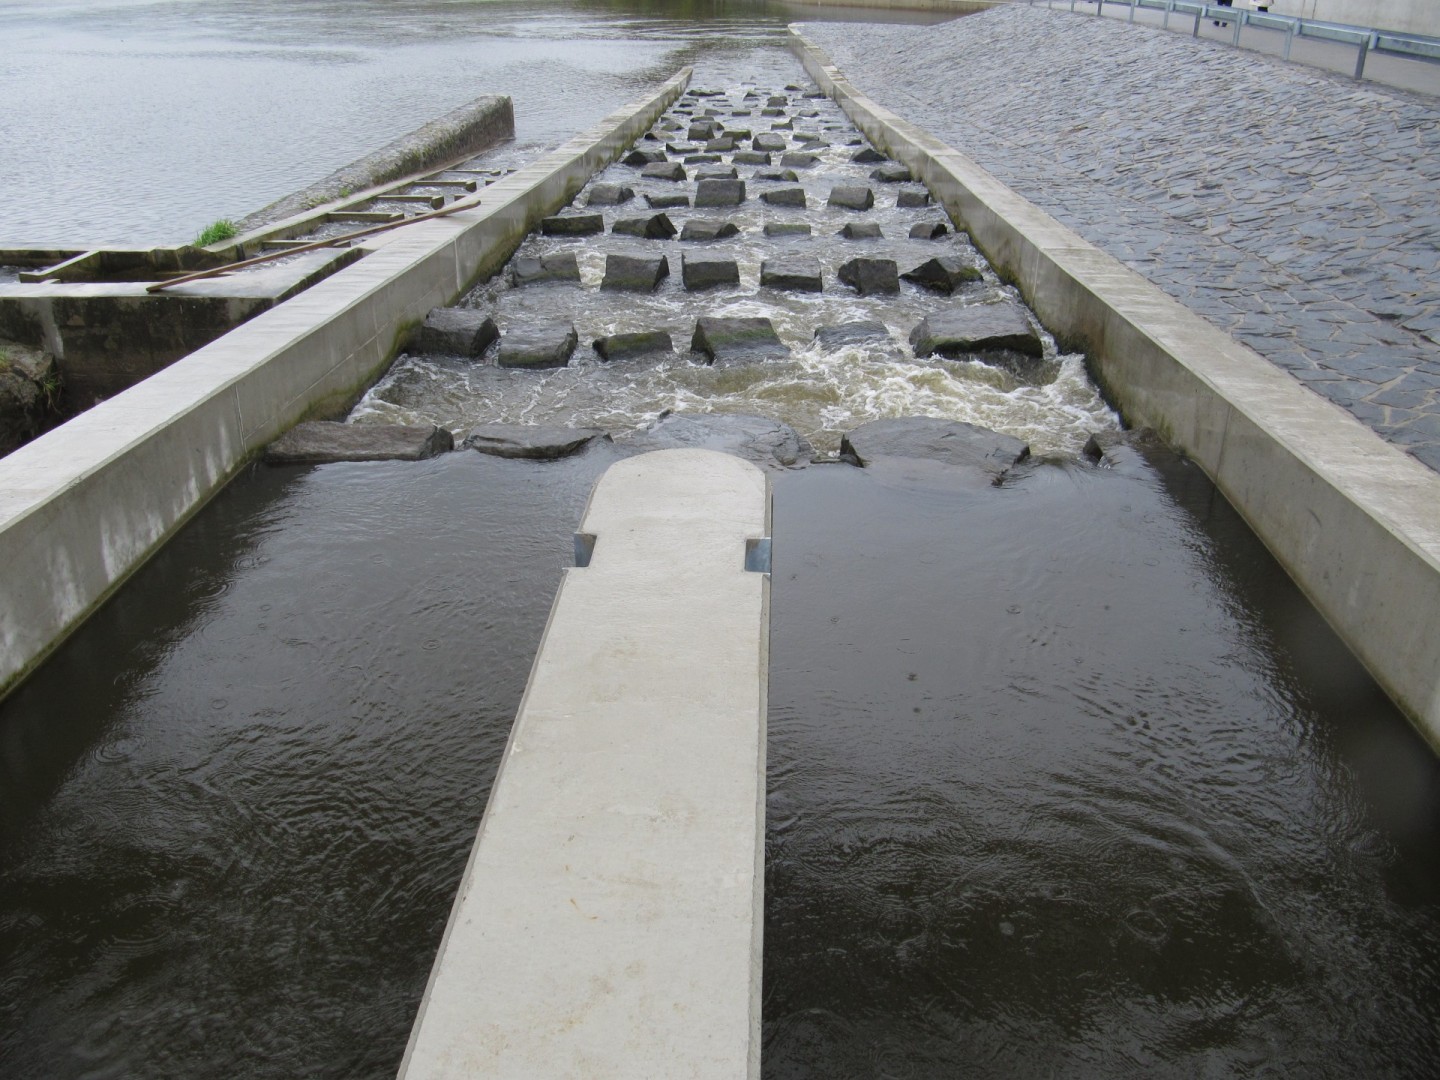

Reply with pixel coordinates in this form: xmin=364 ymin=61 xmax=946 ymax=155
xmin=802 ymin=7 xmax=1440 ymax=471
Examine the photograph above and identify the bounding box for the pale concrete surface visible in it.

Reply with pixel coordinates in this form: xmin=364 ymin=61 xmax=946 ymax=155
xmin=804 ymin=8 xmax=1440 ymax=472
xmin=0 ymin=69 xmax=690 ymax=699
xmin=399 ymin=449 xmax=769 ymax=1080
xmin=790 ymin=28 xmax=1440 ymax=745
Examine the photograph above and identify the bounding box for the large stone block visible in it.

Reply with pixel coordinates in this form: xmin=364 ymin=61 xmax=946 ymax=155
xmin=418 ymin=308 xmax=499 ymax=355
xmin=462 ymin=424 xmax=607 ymax=460
xmin=601 ymin=253 xmax=671 ymax=292
xmin=837 ymin=257 xmax=900 ymax=296
xmin=908 ymin=302 xmax=1043 ymax=360
xmin=498 ymin=324 xmax=579 ymax=369
xmin=540 ymin=212 xmax=604 ymax=236
xmin=680 ymin=219 xmax=741 ymax=242
xmin=682 ymin=255 xmax=741 ymax=291
xmin=901 ymin=256 xmax=982 ymax=294
xmin=690 ymin=317 xmax=787 ymax=364
xmin=585 ymin=183 xmax=635 ymax=206
xmin=695 ymin=179 xmax=747 ymax=207
xmin=760 ymin=257 xmax=823 ymax=292
xmin=593 ymin=331 xmax=675 ymax=361
xmin=828 ymin=186 xmax=874 ymax=211
xmin=814 ymin=321 xmax=890 ymax=349
xmin=264 ymin=421 xmax=453 ymax=464
xmin=641 ymin=161 xmax=687 ymax=182
xmin=839 ymin=416 xmax=1029 ymax=481
xmin=760 ymin=187 xmax=807 ymax=208
xmin=511 ymin=253 xmax=581 ymax=287
xmin=612 ymin=212 xmax=678 ymax=239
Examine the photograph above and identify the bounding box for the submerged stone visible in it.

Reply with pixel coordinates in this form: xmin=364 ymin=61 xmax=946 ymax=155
xmin=265 ymin=421 xmax=453 ymax=465
xmin=690 ymin=317 xmax=787 ymax=363
xmin=838 ymin=222 xmax=883 ymax=239
xmin=462 ymin=424 xmax=607 ymax=460
xmin=612 ymin=212 xmax=678 ymax=239
xmin=621 ymin=411 xmax=813 ymax=469
xmin=828 ymin=185 xmax=875 ymax=211
xmin=901 ymin=256 xmax=982 ymax=294
xmin=585 ymin=183 xmax=635 ymax=206
xmin=418 ymin=308 xmax=499 ymax=356
xmin=645 ymin=192 xmax=690 ymax=209
xmin=754 ymin=169 xmax=800 ymax=183
xmin=814 ymin=321 xmax=890 ymax=349
xmin=680 ymin=219 xmax=741 ymax=242
xmin=760 ymin=256 xmax=823 ymax=292
xmin=601 ymin=253 xmax=670 ymax=292
xmin=622 ymin=147 xmax=667 ymax=166
xmin=851 ymin=147 xmax=887 ymax=164
xmin=908 ymin=302 xmax=1043 ymax=360
xmin=871 ymin=163 xmax=913 ymax=183
xmin=695 ymin=179 xmax=746 ymax=207
xmin=684 ymin=153 xmax=723 ymax=165
xmin=896 ymin=189 xmax=931 ymax=208
xmin=592 ymin=331 xmax=675 ymax=361
xmin=540 ymin=212 xmax=604 ymax=236
xmin=764 ymin=222 xmax=812 ymax=237
xmin=837 ymin=257 xmax=900 ymax=295
xmin=498 ymin=324 xmax=579 ymax=369
xmin=510 ymin=253 xmax=581 ymax=287
xmin=696 ymin=165 xmax=740 ymax=181
xmin=910 ymin=221 xmax=949 ymax=239
xmin=780 ymin=152 xmax=819 ymax=168
xmin=839 ymin=416 xmax=1030 ymax=481
xmin=682 ymin=255 xmax=741 ymax=291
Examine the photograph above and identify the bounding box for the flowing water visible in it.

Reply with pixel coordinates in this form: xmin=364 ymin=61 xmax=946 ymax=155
xmin=3 ymin=3 xmax=1440 ymax=1078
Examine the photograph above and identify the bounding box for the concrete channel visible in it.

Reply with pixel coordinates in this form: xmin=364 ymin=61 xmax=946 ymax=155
xmin=788 ymin=27 xmax=1440 ymax=747
xmin=0 ymin=68 xmax=690 ymax=699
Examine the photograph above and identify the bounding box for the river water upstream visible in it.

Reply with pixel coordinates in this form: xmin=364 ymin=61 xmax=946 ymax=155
xmin=3 ymin=2 xmax=1439 ymax=1078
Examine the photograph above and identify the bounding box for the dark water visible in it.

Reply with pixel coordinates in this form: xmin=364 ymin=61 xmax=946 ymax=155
xmin=763 ymin=449 xmax=1440 ymax=1078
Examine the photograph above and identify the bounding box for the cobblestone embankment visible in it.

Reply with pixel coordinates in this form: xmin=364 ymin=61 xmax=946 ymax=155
xmin=802 ymin=7 xmax=1440 ymax=471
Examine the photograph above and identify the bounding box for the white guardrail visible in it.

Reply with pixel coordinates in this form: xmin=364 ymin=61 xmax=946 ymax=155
xmin=1039 ymin=0 xmax=1440 ymax=79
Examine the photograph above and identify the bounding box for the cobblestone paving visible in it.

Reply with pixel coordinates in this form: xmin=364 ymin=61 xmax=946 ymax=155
xmin=802 ymin=7 xmax=1440 ymax=471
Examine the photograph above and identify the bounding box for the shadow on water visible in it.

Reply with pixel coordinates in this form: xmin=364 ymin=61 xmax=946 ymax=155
xmin=762 ymin=445 xmax=1440 ymax=1078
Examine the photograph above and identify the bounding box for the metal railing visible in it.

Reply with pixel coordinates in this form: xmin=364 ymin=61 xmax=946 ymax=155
xmin=1037 ymin=0 xmax=1440 ymax=80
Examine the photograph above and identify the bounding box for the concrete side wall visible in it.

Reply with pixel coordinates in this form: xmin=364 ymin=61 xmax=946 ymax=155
xmin=235 ymin=94 xmax=516 ymax=235
xmin=0 ymin=70 xmax=689 ymax=700
xmin=1257 ymin=0 xmax=1440 ymax=38
xmin=778 ymin=0 xmax=1008 ymax=11
xmin=790 ymin=29 xmax=1440 ymax=745
xmin=399 ymin=449 xmax=770 ymax=1080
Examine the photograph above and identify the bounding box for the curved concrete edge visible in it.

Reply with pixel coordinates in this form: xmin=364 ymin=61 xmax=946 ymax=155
xmin=398 ymin=449 xmax=770 ymax=1080
xmin=233 ymin=94 xmax=516 ymax=236
xmin=0 ymin=68 xmax=691 ymax=701
xmin=789 ymin=27 xmax=1440 ymax=745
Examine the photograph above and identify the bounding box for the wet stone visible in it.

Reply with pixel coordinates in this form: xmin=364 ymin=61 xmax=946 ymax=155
xmin=770 ymin=118 xmax=794 ymax=130
xmin=511 ymin=253 xmax=580 ymax=287
xmin=829 ymin=186 xmax=875 ymax=211
xmin=761 ymin=187 xmax=807 ymax=208
xmin=766 ymin=95 xmax=788 ymax=107
xmin=815 ymin=321 xmax=891 ymax=349
xmin=753 ymin=133 xmax=788 ymax=152
xmin=691 ymin=317 xmax=787 ymax=363
xmin=593 ymin=330 xmax=674 ymax=362
xmin=871 ymin=163 xmax=913 ymax=183
xmin=761 ymin=107 xmax=787 ymax=118
xmin=761 ymin=256 xmax=824 ymax=292
xmin=780 ymin=152 xmax=819 ymax=168
xmin=896 ymin=189 xmax=931 ymax=208
xmin=852 ymin=147 xmax=887 ymax=164
xmin=800 ymin=141 xmax=829 ymax=153
xmin=755 ymin=169 xmax=800 ymax=183
xmin=684 ymin=153 xmax=722 ymax=165
xmin=665 ymin=143 xmax=698 ymax=155
xmin=839 ymin=417 xmax=1030 ymax=481
xmin=612 ymin=212 xmax=678 ymax=239
xmin=645 ymin=193 xmax=690 ymax=210
xmin=732 ymin=151 xmax=771 ymax=166
xmin=621 ymin=411 xmax=812 ymax=469
xmin=838 ymin=257 xmax=900 ymax=295
xmin=726 ymin=128 xmax=752 ymax=141
xmin=622 ymin=148 xmax=666 ymax=167
xmin=418 ymin=308 xmax=500 ymax=356
xmin=695 ymin=179 xmax=746 ymax=208
xmin=680 ymin=219 xmax=741 ymax=242
xmin=682 ymin=255 xmax=741 ymax=291
xmin=688 ymin=120 xmax=720 ymax=141
xmin=902 ymin=256 xmax=982 ymax=294
xmin=601 ymin=253 xmax=670 ymax=292
xmin=765 ymin=222 xmax=812 ymax=237
xmin=641 ymin=162 xmax=686 ymax=182
xmin=585 ymin=183 xmax=634 ymax=206
xmin=909 ymin=302 xmax=1043 ymax=360
xmin=541 ymin=212 xmax=604 ymax=236
xmin=839 ymin=222 xmax=883 ymax=240
xmin=265 ymin=421 xmax=453 ymax=465
xmin=705 ymin=137 xmax=736 ymax=153
xmin=910 ymin=222 xmax=949 ymax=240
xmin=498 ymin=324 xmax=579 ymax=369
xmin=462 ymin=424 xmax=607 ymax=461
xmin=696 ymin=165 xmax=740 ymax=181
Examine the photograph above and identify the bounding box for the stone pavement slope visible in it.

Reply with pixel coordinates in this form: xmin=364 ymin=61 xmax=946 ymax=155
xmin=802 ymin=7 xmax=1440 ymax=472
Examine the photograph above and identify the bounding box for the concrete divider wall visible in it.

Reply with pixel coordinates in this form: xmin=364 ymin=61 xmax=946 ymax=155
xmin=789 ymin=29 xmax=1440 ymax=744
xmin=0 ymin=68 xmax=691 ymax=699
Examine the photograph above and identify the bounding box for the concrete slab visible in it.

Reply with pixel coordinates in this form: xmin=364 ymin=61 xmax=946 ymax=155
xmin=399 ymin=449 xmax=769 ymax=1080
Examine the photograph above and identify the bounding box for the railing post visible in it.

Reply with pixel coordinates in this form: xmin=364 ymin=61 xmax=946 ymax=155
xmin=1129 ymin=0 xmax=1137 ymax=23
xmin=1194 ymin=5 xmax=1204 ymax=36
xmin=1071 ymin=0 xmax=1076 ymax=12
xmin=1163 ymin=0 xmax=1173 ymax=29
xmin=1096 ymin=0 xmax=1103 ymax=16
xmin=1233 ymin=9 xmax=1244 ymax=44
xmin=1283 ymin=20 xmax=1296 ymax=59
xmin=1354 ymin=31 xmax=1375 ymax=79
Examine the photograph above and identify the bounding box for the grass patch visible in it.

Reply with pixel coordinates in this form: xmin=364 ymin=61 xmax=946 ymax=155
xmin=195 ymin=219 xmax=238 ymax=246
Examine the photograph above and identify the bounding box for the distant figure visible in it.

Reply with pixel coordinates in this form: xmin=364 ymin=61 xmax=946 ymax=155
xmin=1215 ymin=0 xmax=1232 ymax=25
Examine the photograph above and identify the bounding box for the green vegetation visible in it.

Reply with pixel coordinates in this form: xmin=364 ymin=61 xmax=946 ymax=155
xmin=195 ymin=218 xmax=238 ymax=246
xmin=0 ymin=346 xmax=11 ymax=372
